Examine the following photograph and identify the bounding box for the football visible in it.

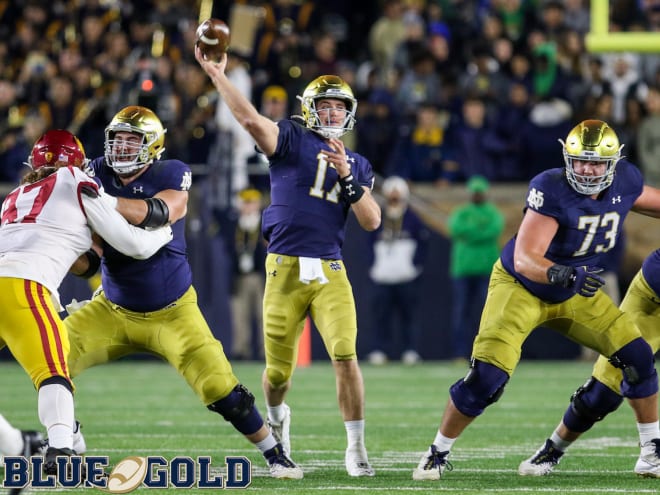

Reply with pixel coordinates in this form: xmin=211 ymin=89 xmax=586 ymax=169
xmin=107 ymin=456 xmax=148 ymax=494
xmin=195 ymin=18 xmax=231 ymax=62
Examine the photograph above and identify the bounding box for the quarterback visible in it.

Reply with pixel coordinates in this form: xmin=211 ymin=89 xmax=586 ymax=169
xmin=0 ymin=129 xmax=172 ymax=478
xmin=412 ymin=120 xmax=660 ymax=480
xmin=64 ymin=106 xmax=302 ymax=479
xmin=196 ymin=47 xmax=381 ymax=477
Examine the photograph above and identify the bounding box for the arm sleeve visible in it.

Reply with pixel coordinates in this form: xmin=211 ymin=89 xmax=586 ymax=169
xmin=82 ymin=191 xmax=173 ymax=259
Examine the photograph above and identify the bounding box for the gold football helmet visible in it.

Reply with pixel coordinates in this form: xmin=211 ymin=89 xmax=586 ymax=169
xmin=104 ymin=106 xmax=166 ymax=175
xmin=559 ymin=119 xmax=623 ymax=195
xmin=298 ymin=75 xmax=357 ymax=139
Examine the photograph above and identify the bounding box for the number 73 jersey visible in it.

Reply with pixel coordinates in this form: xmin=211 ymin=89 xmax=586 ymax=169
xmin=500 ymin=160 xmax=643 ymax=303
xmin=262 ymin=120 xmax=375 ymax=260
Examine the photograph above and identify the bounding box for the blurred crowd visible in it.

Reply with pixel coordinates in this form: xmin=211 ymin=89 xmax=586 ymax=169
xmin=2 ymin=0 xmax=660 ymax=192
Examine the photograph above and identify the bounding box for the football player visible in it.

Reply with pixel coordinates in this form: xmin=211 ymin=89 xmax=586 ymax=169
xmin=519 ymin=246 xmax=660 ymax=477
xmin=196 ymin=48 xmax=381 ymax=477
xmin=0 ymin=129 xmax=172 ymax=478
xmin=411 ymin=120 xmax=660 ymax=480
xmin=63 ymin=106 xmax=302 ymax=479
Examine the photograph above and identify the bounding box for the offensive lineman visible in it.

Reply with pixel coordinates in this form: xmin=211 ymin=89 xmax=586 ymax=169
xmin=64 ymin=106 xmax=302 ymax=479
xmin=519 ymin=244 xmax=660 ymax=477
xmin=412 ymin=120 xmax=660 ymax=480
xmin=0 ymin=129 xmax=172 ymax=478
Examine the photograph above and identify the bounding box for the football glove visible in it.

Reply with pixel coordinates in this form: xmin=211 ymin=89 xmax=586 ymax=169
xmin=547 ymin=264 xmax=605 ymax=297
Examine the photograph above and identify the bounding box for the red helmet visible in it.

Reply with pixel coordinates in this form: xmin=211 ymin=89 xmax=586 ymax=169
xmin=28 ymin=129 xmax=87 ymax=170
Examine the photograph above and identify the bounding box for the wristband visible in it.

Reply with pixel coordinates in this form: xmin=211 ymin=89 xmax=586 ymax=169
xmin=80 ymin=249 xmax=101 ymax=279
xmin=339 ymin=174 xmax=365 ymax=204
xmin=546 ymin=264 xmax=575 ymax=288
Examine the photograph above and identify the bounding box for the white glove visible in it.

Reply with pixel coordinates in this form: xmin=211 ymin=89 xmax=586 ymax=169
xmin=65 ymin=298 xmax=91 ymax=315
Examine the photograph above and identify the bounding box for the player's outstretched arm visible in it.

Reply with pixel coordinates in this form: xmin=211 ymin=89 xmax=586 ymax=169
xmin=195 ymin=46 xmax=279 ymax=156
xmin=632 ymin=185 xmax=660 ymax=218
xmin=83 ymin=191 xmax=172 ymax=259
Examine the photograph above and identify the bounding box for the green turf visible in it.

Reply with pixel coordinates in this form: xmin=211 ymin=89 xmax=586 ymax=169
xmin=2 ymin=360 xmax=659 ymax=494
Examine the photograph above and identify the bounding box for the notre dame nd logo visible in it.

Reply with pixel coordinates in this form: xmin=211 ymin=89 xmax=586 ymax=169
xmin=526 ymin=187 xmax=545 ymax=210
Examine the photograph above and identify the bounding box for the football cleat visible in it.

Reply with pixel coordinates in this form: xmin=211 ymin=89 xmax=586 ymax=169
xmin=412 ymin=445 xmax=452 ymax=481
xmin=8 ymin=431 xmax=47 ymax=495
xmin=518 ymin=439 xmax=564 ymax=476
xmin=345 ymin=445 xmax=375 ymax=477
xmin=635 ymin=439 xmax=660 ymax=477
xmin=43 ymin=447 xmax=78 ymax=476
xmin=267 ymin=403 xmax=291 ymax=455
xmin=265 ymin=443 xmax=303 ymax=479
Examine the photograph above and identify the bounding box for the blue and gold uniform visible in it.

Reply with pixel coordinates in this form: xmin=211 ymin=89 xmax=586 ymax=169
xmin=413 ymin=119 xmax=660 ymax=481
xmin=262 ymin=119 xmax=375 ymax=382
xmin=65 ymin=107 xmax=304 ymax=480
xmin=476 ymin=160 xmax=645 ymax=374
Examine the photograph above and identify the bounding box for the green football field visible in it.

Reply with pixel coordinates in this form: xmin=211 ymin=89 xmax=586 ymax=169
xmin=2 ymin=359 xmax=659 ymax=494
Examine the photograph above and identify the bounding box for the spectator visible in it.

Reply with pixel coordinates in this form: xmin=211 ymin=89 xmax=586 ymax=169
xmin=447 ymin=176 xmax=504 ymax=360
xmin=387 ymin=102 xmax=448 ymax=184
xmin=637 ymin=86 xmax=660 ymax=187
xmin=224 ymin=188 xmax=267 ymax=361
xmin=366 ymin=176 xmax=430 ymax=365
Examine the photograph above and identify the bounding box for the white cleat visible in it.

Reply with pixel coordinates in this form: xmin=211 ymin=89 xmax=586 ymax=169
xmin=412 ymin=445 xmax=451 ymax=481
xmin=267 ymin=403 xmax=291 ymax=456
xmin=518 ymin=439 xmax=563 ymax=476
xmin=635 ymin=439 xmax=660 ymax=478
xmin=267 ymin=446 xmax=304 ymax=480
xmin=345 ymin=446 xmax=375 ymax=477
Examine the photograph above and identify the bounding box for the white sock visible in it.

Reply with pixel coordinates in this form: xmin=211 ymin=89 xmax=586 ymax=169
xmin=38 ymin=384 xmax=74 ymax=450
xmin=0 ymin=414 xmax=24 ymax=456
xmin=433 ymin=431 xmax=456 ymax=453
xmin=345 ymin=420 xmax=365 ymax=449
xmin=550 ymin=431 xmax=573 ymax=451
xmin=267 ymin=403 xmax=287 ymax=424
xmin=255 ymin=435 xmax=278 ymax=454
xmin=638 ymin=421 xmax=660 ymax=446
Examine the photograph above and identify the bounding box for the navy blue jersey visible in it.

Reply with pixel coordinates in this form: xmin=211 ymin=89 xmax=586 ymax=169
xmin=89 ymin=157 xmax=193 ymax=311
xmin=642 ymin=250 xmax=660 ymax=296
xmin=500 ymin=161 xmax=643 ymax=303
xmin=262 ymin=120 xmax=375 ymax=259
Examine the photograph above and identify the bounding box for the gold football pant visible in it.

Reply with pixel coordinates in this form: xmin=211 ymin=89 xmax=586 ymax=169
xmin=66 ymin=285 xmax=238 ymax=405
xmin=263 ymin=253 xmax=358 ymax=386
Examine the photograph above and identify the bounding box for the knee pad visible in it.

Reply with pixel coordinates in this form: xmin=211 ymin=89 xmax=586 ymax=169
xmin=563 ymin=377 xmax=624 ymax=433
xmin=610 ymin=337 xmax=658 ymax=399
xmin=330 ymin=336 xmax=356 ymax=361
xmin=449 ymin=360 xmax=509 ymax=417
xmin=265 ymin=365 xmax=291 ymax=389
xmin=207 ymin=384 xmax=264 ymax=435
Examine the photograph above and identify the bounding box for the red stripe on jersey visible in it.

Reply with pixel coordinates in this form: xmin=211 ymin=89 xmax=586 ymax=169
xmin=24 ymin=280 xmax=59 ymax=376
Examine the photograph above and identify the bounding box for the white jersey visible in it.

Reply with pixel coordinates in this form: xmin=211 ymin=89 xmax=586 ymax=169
xmin=0 ymin=166 xmax=172 ymax=305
